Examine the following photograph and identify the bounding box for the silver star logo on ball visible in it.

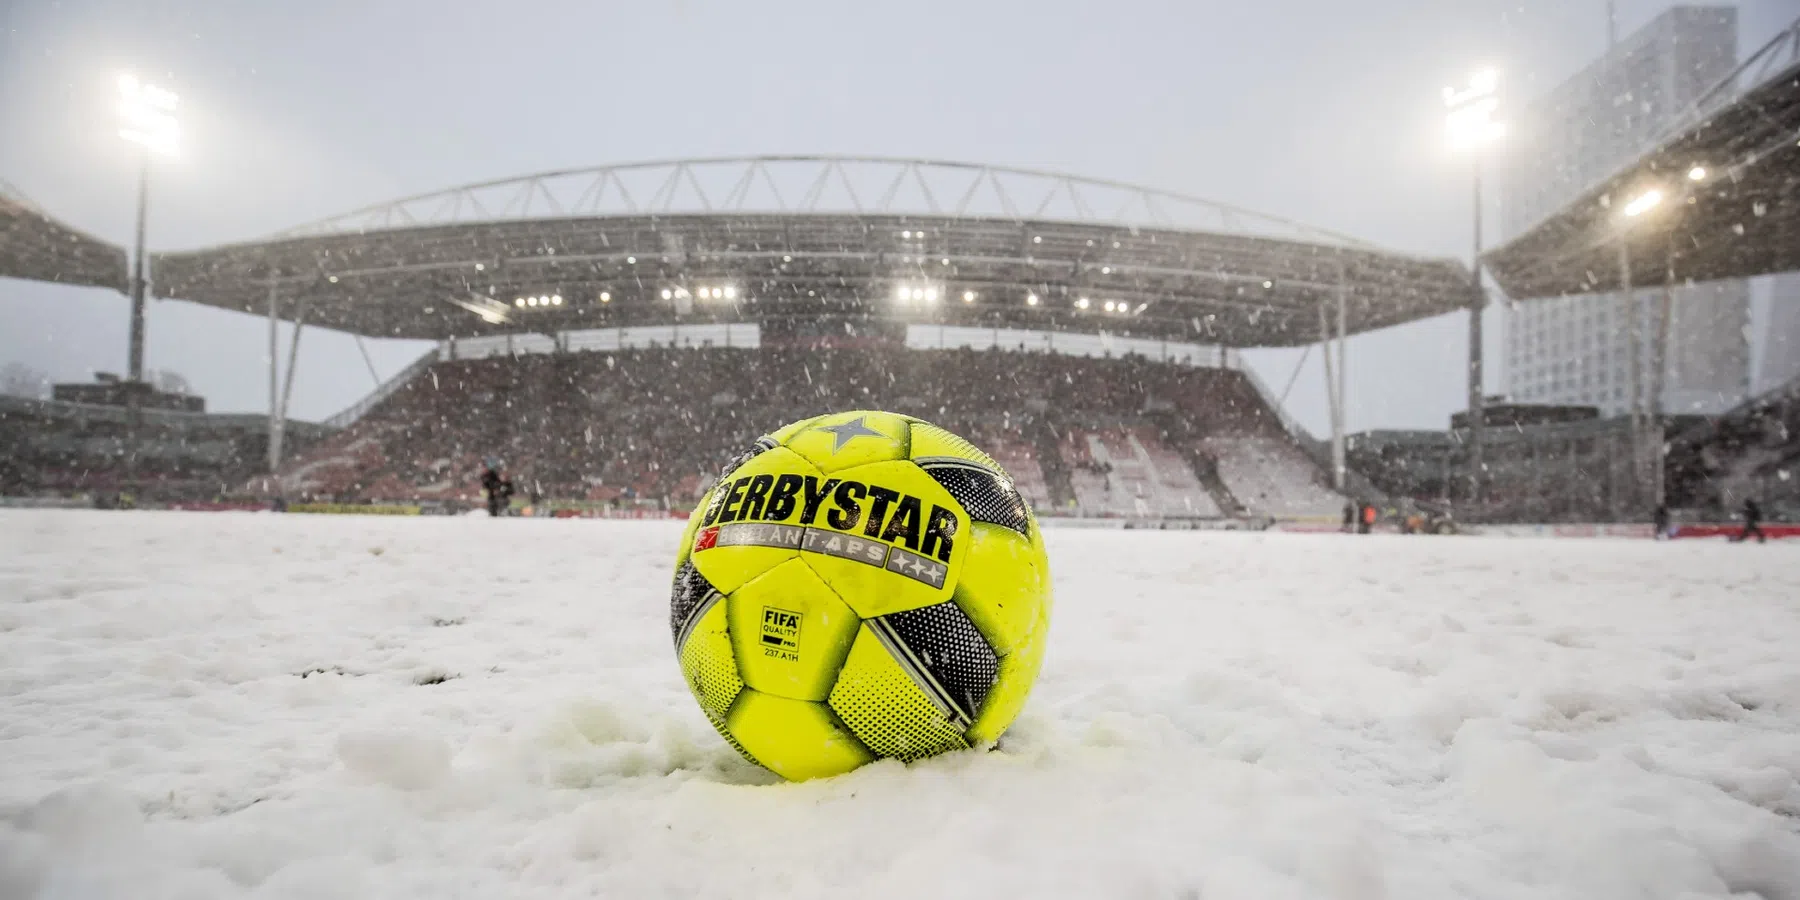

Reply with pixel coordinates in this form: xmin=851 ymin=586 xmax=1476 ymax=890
xmin=811 ymin=416 xmax=887 ymax=454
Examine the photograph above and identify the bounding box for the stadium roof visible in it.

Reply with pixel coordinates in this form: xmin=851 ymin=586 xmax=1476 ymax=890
xmin=1484 ymin=15 xmax=1800 ymax=299
xmin=151 ymin=156 xmax=1477 ymax=348
xmin=0 ymin=179 xmax=129 ymax=292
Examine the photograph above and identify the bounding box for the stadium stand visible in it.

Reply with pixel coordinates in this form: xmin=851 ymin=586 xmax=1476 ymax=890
xmin=0 ymin=393 xmax=325 ymax=502
xmin=258 ymin=342 xmax=1344 ymax=519
xmin=1668 ymin=374 xmax=1800 ymax=521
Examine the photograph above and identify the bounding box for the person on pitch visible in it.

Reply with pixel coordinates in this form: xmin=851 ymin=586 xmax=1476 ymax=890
xmin=480 ymin=457 xmax=515 ymax=518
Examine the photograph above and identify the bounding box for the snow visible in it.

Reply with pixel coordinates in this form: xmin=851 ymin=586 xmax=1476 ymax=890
xmin=3 ymin=510 xmax=1800 ymax=899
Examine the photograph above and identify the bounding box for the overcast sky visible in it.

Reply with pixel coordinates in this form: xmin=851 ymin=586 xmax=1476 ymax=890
xmin=1 ymin=0 xmax=1793 ymax=433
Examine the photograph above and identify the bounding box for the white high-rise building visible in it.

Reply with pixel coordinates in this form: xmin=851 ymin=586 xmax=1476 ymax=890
xmin=1500 ymin=6 xmax=1777 ymax=416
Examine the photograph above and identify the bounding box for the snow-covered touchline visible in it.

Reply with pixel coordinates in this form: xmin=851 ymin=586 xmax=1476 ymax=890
xmin=2 ymin=510 xmax=1798 ymax=899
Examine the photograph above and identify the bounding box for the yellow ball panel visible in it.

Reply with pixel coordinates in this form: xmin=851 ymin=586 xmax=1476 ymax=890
xmin=795 ymin=459 xmax=965 ymax=619
xmin=677 ymin=594 xmax=742 ymax=722
xmin=687 ymin=446 xmax=822 ymax=593
xmin=780 ymin=410 xmax=913 ymax=474
xmin=828 ymin=624 xmax=970 ymax=760
xmin=727 ymin=558 xmax=861 ymax=702
xmin=950 ymin=521 xmax=1045 ymax=656
xmin=766 ymin=414 xmax=826 ymax=445
xmin=964 ymin=609 xmax=1049 ymax=746
xmin=905 ymin=419 xmax=1002 ymax=471
xmin=725 ymin=689 xmax=874 ymax=781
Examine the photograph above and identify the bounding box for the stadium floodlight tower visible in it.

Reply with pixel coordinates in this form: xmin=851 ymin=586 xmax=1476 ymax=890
xmin=117 ymin=74 xmax=179 ymax=384
xmin=1620 ymin=185 xmax=1667 ymax=509
xmin=1443 ymin=67 xmax=1504 ymax=507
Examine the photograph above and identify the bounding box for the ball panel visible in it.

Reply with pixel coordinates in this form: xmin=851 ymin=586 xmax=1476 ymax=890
xmin=765 ymin=413 xmax=827 ymax=445
xmin=725 ymin=689 xmax=874 ymax=781
xmin=877 ymin=600 xmax=999 ymax=724
xmin=779 ymin=410 xmax=912 ymax=474
xmin=725 ymin=558 xmax=860 ymax=702
xmin=950 ymin=521 xmax=1045 ymax=656
xmin=964 ymin=609 xmax=1049 ymax=746
xmin=905 ymin=419 xmax=1002 ymax=472
xmin=828 ymin=624 xmax=971 ymax=761
xmin=923 ymin=463 xmax=1032 ymax=536
xmin=795 ymin=459 xmax=965 ymax=619
xmin=670 ymin=560 xmax=724 ymax=647
xmin=688 ymin=445 xmax=823 ymax=594
xmin=676 ymin=592 xmax=741 ymax=723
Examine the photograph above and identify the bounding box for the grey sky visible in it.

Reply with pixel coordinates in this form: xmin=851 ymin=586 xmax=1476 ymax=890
xmin=2 ymin=0 xmax=1792 ymax=432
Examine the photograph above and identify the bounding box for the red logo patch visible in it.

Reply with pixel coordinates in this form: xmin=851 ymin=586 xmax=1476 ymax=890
xmin=695 ymin=526 xmax=720 ymax=552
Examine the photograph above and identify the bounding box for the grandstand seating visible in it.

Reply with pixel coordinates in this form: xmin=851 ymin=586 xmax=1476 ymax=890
xmin=258 ymin=345 xmax=1343 ymax=518
xmin=1668 ymin=374 xmax=1800 ymax=520
xmin=0 ymin=394 xmax=322 ymax=501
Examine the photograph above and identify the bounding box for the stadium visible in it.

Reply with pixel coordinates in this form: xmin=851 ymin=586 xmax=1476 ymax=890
xmin=10 ymin=155 xmax=1486 ymax=522
xmin=4 ymin=6 xmax=1800 ymax=897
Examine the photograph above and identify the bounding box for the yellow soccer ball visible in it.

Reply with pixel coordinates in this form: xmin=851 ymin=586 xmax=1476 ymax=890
xmin=669 ymin=410 xmax=1053 ymax=780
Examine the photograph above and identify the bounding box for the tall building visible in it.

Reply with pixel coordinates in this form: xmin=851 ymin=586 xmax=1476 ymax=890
xmin=1501 ymin=6 xmax=1756 ymax=416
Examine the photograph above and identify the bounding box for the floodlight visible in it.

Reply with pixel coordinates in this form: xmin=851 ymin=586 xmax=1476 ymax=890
xmin=1026 ymin=293 xmax=1040 ymax=306
xmin=1076 ymin=297 xmax=1091 ymax=310
xmin=515 ymin=298 xmax=526 ymax=307
xmin=661 ymin=288 xmax=673 ymax=300
xmin=118 ymin=74 xmax=180 ymax=156
xmin=1103 ymin=300 xmax=1117 ymax=312
xmin=1623 ymin=189 xmax=1663 ymax=218
xmin=1444 ymin=68 xmax=1504 ymax=151
xmin=599 ymin=292 xmax=611 ymax=303
xmin=923 ymin=288 xmax=938 ymax=303
xmin=551 ymin=294 xmax=562 ymax=305
xmin=962 ymin=290 xmax=976 ymax=303
xmin=1687 ymin=165 xmax=1707 ymax=182
xmin=723 ymin=285 xmax=738 ymax=300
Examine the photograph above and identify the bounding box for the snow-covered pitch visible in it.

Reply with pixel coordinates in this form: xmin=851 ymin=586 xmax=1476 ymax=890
xmin=3 ymin=511 xmax=1799 ymax=899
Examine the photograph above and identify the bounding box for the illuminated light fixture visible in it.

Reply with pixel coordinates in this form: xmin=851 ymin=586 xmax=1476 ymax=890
xmin=515 ymin=298 xmax=526 ymax=307
xmin=922 ymin=288 xmax=938 ymax=303
xmin=526 ymin=296 xmax=538 ymax=307
xmin=474 ymin=262 xmax=485 ymax=271
xmin=782 ymin=255 xmax=792 ymax=262
xmin=895 ymin=285 xmax=911 ymax=302
xmin=1076 ymin=297 xmax=1091 ymax=310
xmin=1032 ymin=235 xmax=1042 ymax=244
xmin=661 ymin=288 xmax=673 ymax=300
xmin=1623 ymin=189 xmax=1664 ymax=218
xmin=902 ymin=230 xmax=912 ymax=238
xmin=551 ymin=294 xmax=563 ymax=305
xmin=723 ymin=285 xmax=738 ymax=300
xmin=941 ymin=258 xmax=950 ymax=266
xmin=117 ymin=74 xmax=180 ymax=156
xmin=1026 ymin=293 xmax=1040 ymax=306
xmin=1103 ymin=300 xmax=1117 ymax=312
xmin=1687 ymin=165 xmax=1707 ymax=182
xmin=1443 ymin=67 xmax=1505 ymax=151
xmin=962 ymin=290 xmax=976 ymax=303
xmin=327 ymin=275 xmax=339 ymax=283
xmin=599 ymin=291 xmax=611 ymax=303
xmin=627 ymin=256 xmax=637 ymax=264
xmin=1263 ymin=280 xmax=1273 ymax=289
xmin=1101 ymin=266 xmax=1111 ymax=274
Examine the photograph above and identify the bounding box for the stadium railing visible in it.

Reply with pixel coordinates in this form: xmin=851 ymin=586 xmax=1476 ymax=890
xmin=321 ymin=349 xmax=439 ymax=430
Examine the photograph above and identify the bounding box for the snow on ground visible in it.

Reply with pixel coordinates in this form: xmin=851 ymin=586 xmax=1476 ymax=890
xmin=3 ymin=510 xmax=1800 ymax=899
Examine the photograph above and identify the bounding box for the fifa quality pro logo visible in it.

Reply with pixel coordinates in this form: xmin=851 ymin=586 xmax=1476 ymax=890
xmin=760 ymin=606 xmax=802 ymax=661
xmin=693 ymin=473 xmax=958 ymax=589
